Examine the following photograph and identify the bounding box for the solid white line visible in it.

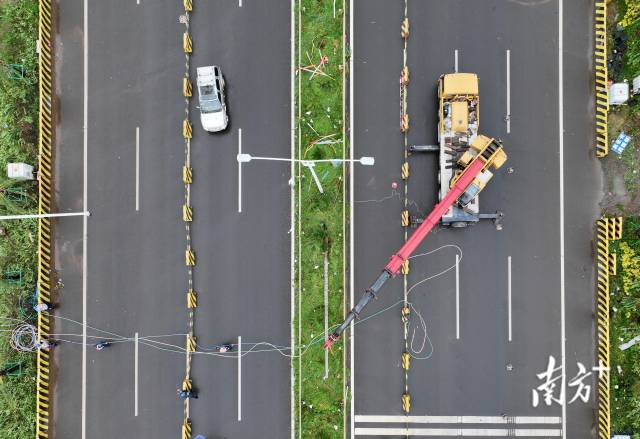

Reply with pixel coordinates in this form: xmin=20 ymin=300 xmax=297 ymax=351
xmin=289 ymin=1 xmax=295 ymax=437
xmin=239 ymin=0 xmax=242 ymax=6
xmin=558 ymin=0 xmax=566 ymax=437
xmin=136 ymin=127 xmax=140 ymax=211
xmin=354 ymin=415 xmax=562 ymax=424
xmin=455 ymin=254 xmax=460 ymax=340
xmin=238 ymin=128 xmax=242 ymax=213
xmin=349 ymin=0 xmax=355 ymax=436
xmin=354 ymin=428 xmax=562 ymax=436
xmin=238 ymin=335 xmax=242 ymax=421
xmin=508 ymin=256 xmax=512 ymax=342
xmin=82 ymin=0 xmax=88 ymax=437
xmin=454 ymin=49 xmax=459 ymax=72
xmin=506 ymin=50 xmax=511 ymax=134
xmin=134 ymin=332 xmax=139 ymax=416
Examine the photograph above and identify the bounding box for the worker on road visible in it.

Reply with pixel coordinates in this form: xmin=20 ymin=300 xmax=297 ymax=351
xmin=217 ymin=343 xmax=233 ymax=353
xmin=37 ymin=339 xmax=58 ymax=350
xmin=33 ymin=302 xmax=55 ymax=312
xmin=177 ymin=388 xmax=198 ymax=399
xmin=95 ymin=341 xmax=111 ymax=351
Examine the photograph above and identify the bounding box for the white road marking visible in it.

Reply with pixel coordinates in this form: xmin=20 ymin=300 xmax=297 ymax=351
xmin=454 ymin=49 xmax=459 ymax=72
xmin=238 ymin=128 xmax=242 ymax=213
xmin=239 ymin=0 xmax=242 ymax=6
xmin=82 ymin=0 xmax=88 ymax=437
xmin=289 ymin=0 xmax=296 ymax=436
xmin=506 ymin=50 xmax=511 ymax=133
xmin=354 ymin=415 xmax=562 ymax=424
xmin=508 ymin=255 xmax=512 ymax=342
xmin=134 ymin=332 xmax=139 ymax=416
xmin=349 ymin=0 xmax=355 ymax=436
xmin=455 ymin=254 xmax=460 ymax=340
xmin=354 ymin=427 xmax=562 ymax=436
xmin=558 ymin=0 xmax=566 ymax=436
xmin=135 ymin=127 xmax=140 ymax=211
xmin=238 ymin=335 xmax=242 ymax=421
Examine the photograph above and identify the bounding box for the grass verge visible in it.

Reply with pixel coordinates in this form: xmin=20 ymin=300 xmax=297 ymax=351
xmin=611 ymin=217 xmax=640 ymax=436
xmin=294 ymin=0 xmax=347 ymax=437
xmin=0 ymin=0 xmax=40 ymax=438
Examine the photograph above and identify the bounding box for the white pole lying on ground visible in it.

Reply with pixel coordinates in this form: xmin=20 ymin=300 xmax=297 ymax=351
xmin=0 ymin=211 xmax=90 ymax=220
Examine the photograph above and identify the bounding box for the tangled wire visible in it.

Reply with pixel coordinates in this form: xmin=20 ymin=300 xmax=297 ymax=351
xmin=10 ymin=323 xmax=38 ymax=352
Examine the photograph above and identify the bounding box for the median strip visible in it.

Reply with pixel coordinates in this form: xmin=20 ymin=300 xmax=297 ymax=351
xmin=294 ymin=0 xmax=347 ymax=437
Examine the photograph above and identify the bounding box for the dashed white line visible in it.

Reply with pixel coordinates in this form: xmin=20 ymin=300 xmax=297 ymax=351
xmin=136 ymin=126 xmax=140 ymax=211
xmin=454 ymin=49 xmax=459 ymax=72
xmin=134 ymin=332 xmax=139 ymax=416
xmin=508 ymin=256 xmax=512 ymax=342
xmin=238 ymin=128 xmax=242 ymax=213
xmin=506 ymin=50 xmax=511 ymax=134
xmin=238 ymin=335 xmax=242 ymax=421
xmin=456 ymin=254 xmax=460 ymax=340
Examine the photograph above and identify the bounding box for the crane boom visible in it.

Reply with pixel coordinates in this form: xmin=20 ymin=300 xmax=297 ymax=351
xmin=323 ymin=137 xmax=506 ymax=350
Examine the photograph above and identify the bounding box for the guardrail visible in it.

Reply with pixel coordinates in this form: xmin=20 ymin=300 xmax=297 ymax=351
xmin=36 ymin=0 xmax=55 ymax=437
xmin=595 ymin=1 xmax=608 ymax=157
xmin=179 ymin=1 xmax=196 ymax=438
xmin=596 ymin=217 xmax=622 ymax=439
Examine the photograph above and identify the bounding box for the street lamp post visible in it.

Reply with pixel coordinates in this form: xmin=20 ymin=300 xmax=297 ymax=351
xmin=237 ymin=153 xmax=374 ymax=194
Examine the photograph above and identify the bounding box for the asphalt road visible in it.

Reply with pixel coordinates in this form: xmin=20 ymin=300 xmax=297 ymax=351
xmin=53 ymin=1 xmax=291 ymax=438
xmin=352 ymin=1 xmax=600 ymax=438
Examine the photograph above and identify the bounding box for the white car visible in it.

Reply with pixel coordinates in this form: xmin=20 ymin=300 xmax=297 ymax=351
xmin=196 ymin=66 xmax=229 ymax=132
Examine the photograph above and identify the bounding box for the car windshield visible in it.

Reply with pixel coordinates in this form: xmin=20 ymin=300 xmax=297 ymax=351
xmin=199 ymin=84 xmax=222 ymax=113
xmin=200 ymin=98 xmax=222 ymax=113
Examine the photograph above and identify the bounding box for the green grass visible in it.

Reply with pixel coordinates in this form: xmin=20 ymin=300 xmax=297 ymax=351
xmin=611 ymin=217 xmax=640 ymax=437
xmin=295 ymin=1 xmax=347 ymax=437
xmin=0 ymin=0 xmax=40 ymax=437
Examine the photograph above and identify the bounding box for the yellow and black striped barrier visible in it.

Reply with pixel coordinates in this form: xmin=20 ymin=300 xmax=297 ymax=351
xmin=595 ymin=1 xmax=608 ymax=157
xmin=36 ymin=0 xmax=55 ymax=437
xmin=595 ymin=217 xmax=622 ymax=439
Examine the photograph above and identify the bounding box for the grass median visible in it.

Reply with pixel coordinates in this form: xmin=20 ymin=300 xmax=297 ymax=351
xmin=294 ymin=0 xmax=347 ymax=437
xmin=0 ymin=0 xmax=40 ymax=437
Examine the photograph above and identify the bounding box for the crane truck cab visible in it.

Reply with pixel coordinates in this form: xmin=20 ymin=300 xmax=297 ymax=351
xmin=196 ymin=66 xmax=229 ymax=132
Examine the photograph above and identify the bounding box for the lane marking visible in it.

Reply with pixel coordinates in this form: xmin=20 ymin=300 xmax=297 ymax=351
xmin=354 ymin=427 xmax=562 ymax=436
xmin=239 ymin=0 xmax=242 ymax=6
xmin=136 ymin=127 xmax=140 ymax=211
xmin=238 ymin=128 xmax=242 ymax=213
xmin=508 ymin=256 xmax=512 ymax=342
xmin=455 ymin=254 xmax=460 ymax=340
xmin=238 ymin=335 xmax=242 ymax=421
xmin=82 ymin=0 xmax=88 ymax=437
xmin=558 ymin=0 xmax=567 ymax=436
xmin=349 ymin=0 xmax=355 ymax=436
xmin=354 ymin=415 xmax=562 ymax=424
xmin=506 ymin=50 xmax=511 ymax=134
xmin=134 ymin=332 xmax=139 ymax=416
xmin=289 ymin=0 xmax=296 ymax=437
xmin=454 ymin=49 xmax=459 ymax=72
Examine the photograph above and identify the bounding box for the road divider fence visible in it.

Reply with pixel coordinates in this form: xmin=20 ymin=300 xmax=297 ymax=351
xmin=36 ymin=0 xmax=55 ymax=437
xmin=595 ymin=1 xmax=608 ymax=157
xmin=179 ymin=1 xmax=196 ymax=437
xmin=596 ymin=217 xmax=622 ymax=439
